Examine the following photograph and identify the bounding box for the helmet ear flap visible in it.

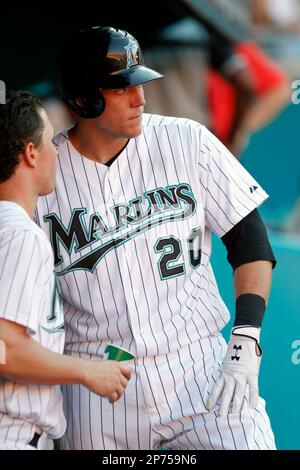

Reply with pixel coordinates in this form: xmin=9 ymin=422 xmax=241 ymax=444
xmin=64 ymin=89 xmax=105 ymax=119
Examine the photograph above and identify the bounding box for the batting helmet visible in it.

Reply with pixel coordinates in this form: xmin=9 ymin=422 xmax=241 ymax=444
xmin=59 ymin=26 xmax=163 ymax=119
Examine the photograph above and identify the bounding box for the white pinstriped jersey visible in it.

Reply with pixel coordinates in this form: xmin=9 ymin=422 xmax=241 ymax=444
xmin=0 ymin=202 xmax=66 ymax=448
xmin=35 ymin=114 xmax=268 ymax=359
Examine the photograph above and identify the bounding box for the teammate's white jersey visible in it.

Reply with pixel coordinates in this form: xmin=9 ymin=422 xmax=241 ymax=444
xmin=35 ymin=114 xmax=268 ymax=358
xmin=0 ymin=202 xmax=66 ymax=449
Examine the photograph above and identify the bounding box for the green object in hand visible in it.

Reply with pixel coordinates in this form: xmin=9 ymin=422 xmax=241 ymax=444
xmin=104 ymin=345 xmax=135 ymax=361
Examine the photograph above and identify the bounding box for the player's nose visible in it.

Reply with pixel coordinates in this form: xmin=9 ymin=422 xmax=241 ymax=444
xmin=130 ymin=85 xmax=146 ymax=107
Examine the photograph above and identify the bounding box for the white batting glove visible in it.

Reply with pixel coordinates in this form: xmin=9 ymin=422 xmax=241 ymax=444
xmin=207 ymin=327 xmax=262 ymax=416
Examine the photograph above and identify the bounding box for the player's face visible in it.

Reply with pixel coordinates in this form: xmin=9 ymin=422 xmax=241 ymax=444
xmin=37 ymin=109 xmax=58 ymax=196
xmin=97 ymin=85 xmax=146 ymax=138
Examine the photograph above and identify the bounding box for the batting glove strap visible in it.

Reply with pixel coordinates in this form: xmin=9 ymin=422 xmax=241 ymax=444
xmin=207 ymin=332 xmax=262 ymax=416
xmin=232 ymin=326 xmax=262 ymax=355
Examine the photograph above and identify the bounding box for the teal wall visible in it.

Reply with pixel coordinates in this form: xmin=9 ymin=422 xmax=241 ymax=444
xmin=241 ymin=103 xmax=300 ymax=228
xmin=211 ymin=230 xmax=300 ymax=450
xmin=210 ymin=100 xmax=300 ymax=449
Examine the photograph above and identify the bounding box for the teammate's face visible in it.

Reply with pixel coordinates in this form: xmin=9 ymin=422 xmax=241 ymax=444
xmin=97 ymin=85 xmax=146 ymax=138
xmin=37 ymin=109 xmax=57 ymax=196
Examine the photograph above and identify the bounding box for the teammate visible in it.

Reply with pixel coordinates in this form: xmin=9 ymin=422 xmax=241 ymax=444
xmin=35 ymin=26 xmax=277 ymax=450
xmin=0 ymin=90 xmax=132 ymax=450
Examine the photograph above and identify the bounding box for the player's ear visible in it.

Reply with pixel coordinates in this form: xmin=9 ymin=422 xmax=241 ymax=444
xmin=22 ymin=142 xmax=39 ymax=168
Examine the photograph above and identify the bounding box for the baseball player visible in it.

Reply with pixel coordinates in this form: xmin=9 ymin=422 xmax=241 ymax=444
xmin=0 ymin=90 xmax=131 ymax=450
xmin=35 ymin=26 xmax=277 ymax=450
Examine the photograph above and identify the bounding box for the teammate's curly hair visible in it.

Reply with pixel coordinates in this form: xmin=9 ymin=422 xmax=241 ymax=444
xmin=0 ymin=90 xmax=44 ymax=183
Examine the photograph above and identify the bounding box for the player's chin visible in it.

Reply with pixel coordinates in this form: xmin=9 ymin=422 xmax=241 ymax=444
xmin=126 ymin=123 xmax=143 ymax=138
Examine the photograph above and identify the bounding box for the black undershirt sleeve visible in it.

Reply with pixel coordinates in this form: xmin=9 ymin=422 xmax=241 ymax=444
xmin=221 ymin=209 xmax=277 ymax=270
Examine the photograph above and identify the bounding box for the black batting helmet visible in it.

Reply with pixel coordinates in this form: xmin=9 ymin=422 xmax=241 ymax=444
xmin=59 ymin=26 xmax=163 ymax=119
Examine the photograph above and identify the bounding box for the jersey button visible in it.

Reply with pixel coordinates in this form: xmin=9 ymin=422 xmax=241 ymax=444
xmin=125 ymin=251 xmax=131 ymax=258
xmin=133 ymin=289 xmax=139 ymax=296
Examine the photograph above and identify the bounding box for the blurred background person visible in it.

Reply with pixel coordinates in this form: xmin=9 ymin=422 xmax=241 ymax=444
xmin=206 ymin=33 xmax=290 ymax=157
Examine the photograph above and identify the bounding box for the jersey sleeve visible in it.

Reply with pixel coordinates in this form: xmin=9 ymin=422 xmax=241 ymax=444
xmin=198 ymin=126 xmax=268 ymax=237
xmin=0 ymin=229 xmax=52 ymax=335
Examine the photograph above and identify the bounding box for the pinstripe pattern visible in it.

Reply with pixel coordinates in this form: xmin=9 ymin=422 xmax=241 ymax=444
xmin=0 ymin=202 xmax=66 ymax=449
xmin=36 ymin=114 xmax=274 ymax=449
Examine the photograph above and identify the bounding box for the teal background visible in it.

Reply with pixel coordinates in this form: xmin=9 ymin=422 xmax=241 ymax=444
xmin=241 ymin=103 xmax=300 ymax=229
xmin=211 ymin=103 xmax=300 ymax=450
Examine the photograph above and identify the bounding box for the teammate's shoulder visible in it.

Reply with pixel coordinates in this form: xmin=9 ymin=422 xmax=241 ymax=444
xmin=142 ymin=113 xmax=204 ymax=131
xmin=0 ymin=201 xmax=32 ymax=231
xmin=0 ymin=203 xmax=52 ymax=255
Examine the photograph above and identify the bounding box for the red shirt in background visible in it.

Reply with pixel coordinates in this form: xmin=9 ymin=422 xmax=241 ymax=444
xmin=206 ymin=41 xmax=289 ymax=144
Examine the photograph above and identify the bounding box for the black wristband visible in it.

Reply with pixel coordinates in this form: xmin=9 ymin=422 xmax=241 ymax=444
xmin=234 ymin=293 xmax=266 ymax=328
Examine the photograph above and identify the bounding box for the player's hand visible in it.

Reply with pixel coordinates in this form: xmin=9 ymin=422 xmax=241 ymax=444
xmin=207 ymin=327 xmax=262 ymax=416
xmin=83 ymin=360 xmax=132 ymax=403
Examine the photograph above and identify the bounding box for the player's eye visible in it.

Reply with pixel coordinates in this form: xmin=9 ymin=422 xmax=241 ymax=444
xmin=115 ymin=88 xmax=126 ymax=95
